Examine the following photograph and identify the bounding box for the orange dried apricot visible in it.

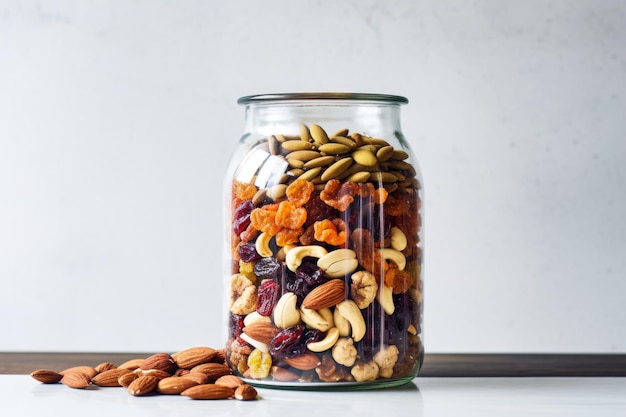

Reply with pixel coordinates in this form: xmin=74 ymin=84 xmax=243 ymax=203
xmin=250 ymin=207 xmax=282 ymax=235
xmin=276 ymin=201 xmax=307 ymax=229
xmin=313 ymin=218 xmax=346 ymax=246
xmin=276 ymin=227 xmax=304 ymax=246
xmin=286 ymin=179 xmax=314 ymax=207
xmin=384 ymin=266 xmax=413 ymax=294
xmin=233 ymin=181 xmax=258 ymax=201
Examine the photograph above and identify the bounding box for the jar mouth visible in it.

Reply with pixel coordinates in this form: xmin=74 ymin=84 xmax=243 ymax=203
xmin=237 ymin=92 xmax=408 ymax=105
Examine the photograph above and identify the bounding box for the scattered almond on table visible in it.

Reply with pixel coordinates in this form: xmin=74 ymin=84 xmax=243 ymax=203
xmin=29 ymin=346 xmax=258 ymax=401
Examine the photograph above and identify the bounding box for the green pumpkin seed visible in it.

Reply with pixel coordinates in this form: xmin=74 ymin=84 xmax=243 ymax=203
xmin=282 ymin=140 xmax=314 ymax=152
xmin=318 ymin=143 xmax=352 ymax=155
xmin=352 ymin=149 xmax=378 ymax=167
xmin=321 ymin=157 xmax=353 ymax=182
xmin=309 ymin=124 xmax=329 ymax=146
xmin=376 ymin=145 xmax=394 ymax=161
xmin=287 ymin=150 xmax=321 ymax=162
xmin=298 ymin=166 xmax=323 ymax=181
xmin=303 ymin=155 xmax=336 ymax=169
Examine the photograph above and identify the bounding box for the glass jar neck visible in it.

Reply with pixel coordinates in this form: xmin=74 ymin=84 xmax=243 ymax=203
xmin=241 ymin=97 xmax=405 ymax=139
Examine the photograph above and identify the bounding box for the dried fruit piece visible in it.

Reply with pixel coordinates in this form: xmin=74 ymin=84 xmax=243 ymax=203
xmin=256 ymin=279 xmax=281 ymax=316
xmin=286 ymin=178 xmax=314 ymax=207
xmin=313 ymin=218 xmax=346 ymax=246
xmin=247 ymin=348 xmax=273 ymax=379
xmin=320 ymin=179 xmax=359 ymax=212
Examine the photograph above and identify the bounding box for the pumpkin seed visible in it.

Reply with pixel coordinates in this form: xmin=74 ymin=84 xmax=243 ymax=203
xmin=282 ymin=140 xmax=314 ymax=152
xmin=345 ymin=171 xmax=371 ymax=183
xmin=329 ymin=136 xmax=357 ymax=149
xmin=300 ymin=124 xmax=312 ymax=142
xmin=376 ymin=145 xmax=394 ymax=161
xmin=287 ymin=150 xmax=321 ymax=162
xmin=298 ymin=166 xmax=323 ymax=182
xmin=309 ymin=124 xmax=329 ymax=146
xmin=287 ymin=158 xmax=305 ymax=169
xmin=318 ymin=143 xmax=352 ymax=155
xmin=303 ymin=155 xmax=336 ymax=169
xmin=330 ymin=128 xmax=349 ymax=137
xmin=391 ymin=150 xmax=409 ymax=160
xmin=369 ymin=172 xmax=398 ymax=183
xmin=352 ymin=149 xmax=377 ymax=167
xmin=321 ymin=157 xmax=353 ymax=182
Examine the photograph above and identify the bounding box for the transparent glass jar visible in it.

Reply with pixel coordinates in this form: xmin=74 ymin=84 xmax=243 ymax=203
xmin=223 ymin=93 xmax=424 ymax=389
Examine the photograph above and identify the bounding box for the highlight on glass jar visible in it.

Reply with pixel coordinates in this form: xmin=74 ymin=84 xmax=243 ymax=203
xmin=223 ymin=93 xmax=423 ymax=389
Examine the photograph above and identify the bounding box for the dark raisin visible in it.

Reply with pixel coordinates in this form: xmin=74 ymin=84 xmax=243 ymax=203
xmin=304 ymin=192 xmax=339 ymax=226
xmin=269 ymin=324 xmax=306 ymax=360
xmin=296 ymin=261 xmax=324 ymax=286
xmin=282 ymin=270 xmax=310 ymax=305
xmin=302 ymin=328 xmax=323 ymax=345
xmin=253 ymin=257 xmax=281 ymax=280
xmin=229 ymin=313 xmax=245 ymax=344
xmin=237 ymin=242 xmax=261 ymax=262
xmin=256 ymin=279 xmax=280 ymax=316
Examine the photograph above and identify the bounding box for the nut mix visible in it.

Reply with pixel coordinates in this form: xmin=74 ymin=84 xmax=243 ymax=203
xmin=227 ymin=123 xmax=424 ymax=385
xmin=30 ymin=347 xmax=258 ymax=401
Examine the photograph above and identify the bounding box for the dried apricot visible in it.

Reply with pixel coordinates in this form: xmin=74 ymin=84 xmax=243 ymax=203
xmin=233 ymin=181 xmax=258 ymax=201
xmin=276 ymin=201 xmax=307 ymax=229
xmin=320 ymin=179 xmax=359 ymax=212
xmin=286 ymin=179 xmax=314 ymax=207
xmin=276 ymin=227 xmax=304 ymax=246
xmin=250 ymin=207 xmax=282 ymax=235
xmin=313 ymin=218 xmax=346 ymax=246
xmin=384 ymin=266 xmax=413 ymax=294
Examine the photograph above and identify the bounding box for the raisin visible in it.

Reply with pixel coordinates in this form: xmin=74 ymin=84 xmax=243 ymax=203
xmin=296 ymin=261 xmax=324 ymax=286
xmin=302 ymin=328 xmax=323 ymax=345
xmin=253 ymin=257 xmax=281 ymax=280
xmin=282 ymin=270 xmax=310 ymax=305
xmin=237 ymin=242 xmax=261 ymax=263
xmin=304 ymin=192 xmax=339 ymax=226
xmin=269 ymin=324 xmax=306 ymax=360
xmin=233 ymin=200 xmax=255 ymax=235
xmin=256 ymin=279 xmax=280 ymax=316
xmin=229 ymin=313 xmax=246 ymax=344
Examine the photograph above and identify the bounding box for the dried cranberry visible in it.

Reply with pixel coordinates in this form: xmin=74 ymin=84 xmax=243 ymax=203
xmin=296 ymin=261 xmax=324 ymax=286
xmin=229 ymin=313 xmax=245 ymax=343
xmin=237 ymin=242 xmax=261 ymax=262
xmin=253 ymin=257 xmax=281 ymax=280
xmin=256 ymin=280 xmax=280 ymax=316
xmin=269 ymin=324 xmax=306 ymax=360
xmin=232 ymin=200 xmax=255 ymax=235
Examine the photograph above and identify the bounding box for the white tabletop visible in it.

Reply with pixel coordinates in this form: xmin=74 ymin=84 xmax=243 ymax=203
xmin=2 ymin=375 xmax=625 ymax=417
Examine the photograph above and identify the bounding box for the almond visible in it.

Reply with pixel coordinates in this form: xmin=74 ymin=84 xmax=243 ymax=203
xmin=30 ymin=369 xmax=63 ymax=384
xmin=91 ymin=368 xmax=131 ymax=387
xmin=283 ymin=352 xmax=321 ymax=370
xmin=242 ymin=321 xmax=280 ymax=345
xmin=172 ymin=346 xmax=218 ymax=369
xmin=156 ymin=376 xmax=199 ymax=395
xmin=214 ymin=374 xmax=244 ymax=389
xmin=94 ymin=361 xmax=116 ymax=373
xmin=61 ymin=371 xmax=91 ymax=389
xmin=234 ymin=384 xmax=258 ymax=401
xmin=134 ymin=369 xmax=171 ymax=379
xmin=302 ymin=279 xmax=347 ymax=310
xmin=117 ymin=358 xmax=144 ymax=370
xmin=118 ymin=372 xmax=139 ymax=388
xmin=181 ymin=372 xmax=209 ymax=385
xmin=270 ymin=366 xmax=299 ymax=382
xmin=181 ymin=384 xmax=234 ymax=400
xmin=60 ymin=365 xmax=97 ymax=379
xmin=140 ymin=353 xmax=177 ymax=375
xmin=190 ymin=363 xmax=232 ymax=381
xmin=128 ymin=375 xmax=159 ymax=396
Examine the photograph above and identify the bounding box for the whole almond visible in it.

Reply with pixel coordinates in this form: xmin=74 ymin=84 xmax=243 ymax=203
xmin=283 ymin=352 xmax=321 ymax=370
xmin=214 ymin=374 xmax=244 ymax=389
xmin=302 ymin=279 xmax=347 ymax=310
xmin=128 ymin=375 xmax=159 ymax=396
xmin=117 ymin=358 xmax=144 ymax=370
xmin=270 ymin=366 xmax=299 ymax=382
xmin=140 ymin=353 xmax=177 ymax=375
xmin=181 ymin=384 xmax=234 ymax=400
xmin=60 ymin=365 xmax=97 ymax=379
xmin=118 ymin=372 xmax=139 ymax=388
xmin=234 ymin=384 xmax=258 ymax=401
xmin=172 ymin=346 xmax=217 ymax=369
xmin=135 ymin=369 xmax=171 ymax=380
xmin=61 ymin=371 xmax=91 ymax=389
xmin=91 ymin=368 xmax=131 ymax=387
xmin=242 ymin=322 xmax=280 ymax=345
xmin=156 ymin=376 xmax=199 ymax=395
xmin=94 ymin=362 xmax=116 ymax=373
xmin=30 ymin=369 xmax=63 ymax=384
xmin=181 ymin=372 xmax=209 ymax=385
xmin=190 ymin=363 xmax=232 ymax=381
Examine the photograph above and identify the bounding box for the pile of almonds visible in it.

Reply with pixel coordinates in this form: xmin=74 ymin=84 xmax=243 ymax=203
xmin=30 ymin=346 xmax=258 ymax=401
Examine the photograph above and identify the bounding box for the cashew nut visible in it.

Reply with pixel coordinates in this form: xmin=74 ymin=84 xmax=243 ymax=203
xmin=255 ymin=232 xmax=273 ymax=258
xmin=306 ymin=327 xmax=340 ymax=352
xmin=273 ymin=292 xmax=301 ymax=329
xmin=335 ymin=299 xmax=366 ymax=342
xmin=300 ymin=306 xmax=334 ymax=331
xmin=377 ymin=248 xmax=406 ymax=270
xmin=333 ymin=306 xmax=351 ymax=337
xmin=390 ymin=227 xmax=408 ymax=251
xmin=285 ymin=245 xmax=328 ymax=272
xmin=243 ymin=311 xmax=272 ymax=327
xmin=317 ymin=249 xmax=359 ymax=278
xmin=377 ymin=284 xmax=395 ymax=315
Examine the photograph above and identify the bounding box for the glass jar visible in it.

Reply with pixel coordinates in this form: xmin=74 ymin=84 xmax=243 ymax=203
xmin=223 ymin=93 xmax=424 ymax=389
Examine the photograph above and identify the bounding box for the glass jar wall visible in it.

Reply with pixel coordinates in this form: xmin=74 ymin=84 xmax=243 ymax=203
xmin=223 ymin=93 xmax=424 ymax=389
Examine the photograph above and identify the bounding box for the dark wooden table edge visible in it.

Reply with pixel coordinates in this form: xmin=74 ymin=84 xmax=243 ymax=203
xmin=1 ymin=352 xmax=625 ymax=377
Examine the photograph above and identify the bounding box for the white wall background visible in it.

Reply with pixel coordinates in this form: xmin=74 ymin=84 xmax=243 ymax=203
xmin=1 ymin=0 xmax=625 ymax=353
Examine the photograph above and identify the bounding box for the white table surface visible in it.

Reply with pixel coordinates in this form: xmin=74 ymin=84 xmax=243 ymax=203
xmin=2 ymin=375 xmax=625 ymax=417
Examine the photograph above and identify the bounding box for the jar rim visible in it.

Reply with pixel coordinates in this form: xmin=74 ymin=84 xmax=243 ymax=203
xmin=237 ymin=92 xmax=408 ymax=105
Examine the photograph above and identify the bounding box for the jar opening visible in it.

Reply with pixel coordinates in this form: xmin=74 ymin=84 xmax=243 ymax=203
xmin=237 ymin=92 xmax=408 ymax=106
